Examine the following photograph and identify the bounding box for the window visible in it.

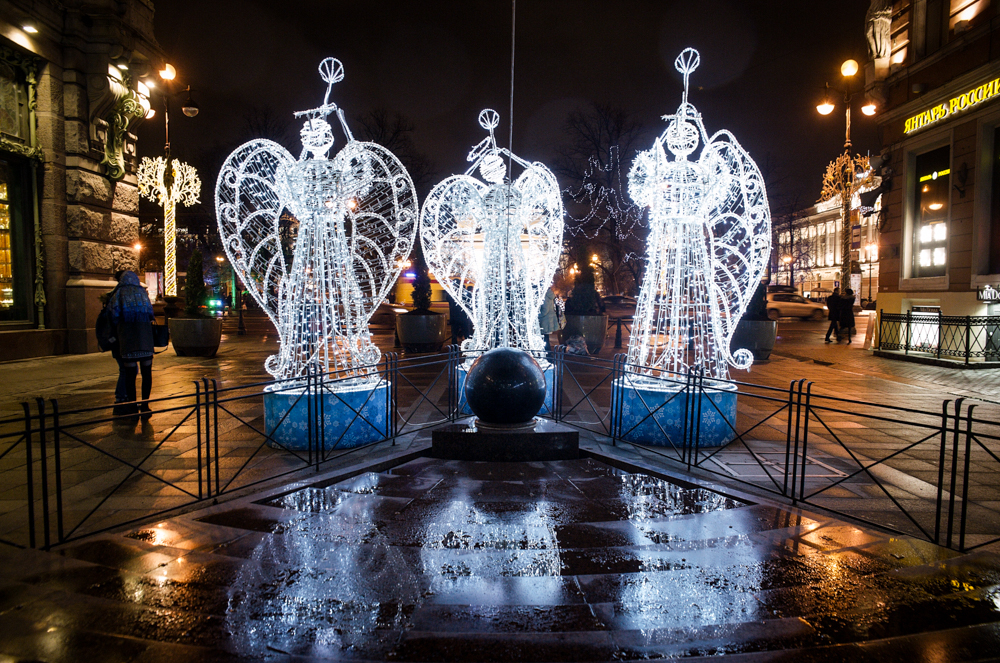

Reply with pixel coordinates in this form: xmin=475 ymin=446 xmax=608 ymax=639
xmin=0 ymin=61 xmax=30 ymax=148
xmin=990 ymin=128 xmax=1000 ymax=273
xmin=0 ymin=158 xmax=32 ymax=321
xmin=912 ymin=145 xmax=950 ymax=277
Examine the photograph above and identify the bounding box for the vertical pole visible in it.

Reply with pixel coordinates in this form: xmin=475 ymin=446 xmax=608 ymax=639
xmin=194 ymin=382 xmax=202 ymax=500
xmin=799 ymin=383 xmax=813 ymax=502
xmin=934 ymin=400 xmax=951 ymax=545
xmin=21 ymin=402 xmax=35 ymax=549
xmin=937 ymin=314 xmax=942 ymax=359
xmin=35 ymin=398 xmax=50 ymax=550
xmin=782 ymin=381 xmax=797 ymax=497
xmin=50 ymin=400 xmax=64 ymax=544
xmin=213 ymin=380 xmax=220 ymax=494
xmin=614 ymin=318 xmax=623 ymax=349
xmin=905 ymin=310 xmax=911 ymax=354
xmin=877 ymin=308 xmax=883 ymax=350
xmin=318 ymin=369 xmax=325 ymax=469
xmin=965 ymin=315 xmax=971 ymax=365
xmin=958 ymin=405 xmax=976 ymax=551
xmin=202 ymin=378 xmax=212 ymax=498
xmin=946 ymin=398 xmax=964 ymax=548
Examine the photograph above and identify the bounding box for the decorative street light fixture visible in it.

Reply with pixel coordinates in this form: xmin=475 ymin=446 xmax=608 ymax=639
xmin=137 ymin=63 xmax=201 ymax=297
xmin=816 ymin=59 xmax=877 ymax=292
xmin=782 ymin=254 xmax=793 ymax=286
xmin=865 ymin=241 xmax=878 ymax=301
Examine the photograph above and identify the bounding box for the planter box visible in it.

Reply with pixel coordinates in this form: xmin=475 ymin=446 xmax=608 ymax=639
xmin=730 ymin=319 xmax=777 ymax=361
xmin=168 ymin=317 xmax=223 ymax=357
xmin=614 ymin=377 xmax=737 ymax=448
xmin=561 ymin=314 xmax=609 ymax=354
xmin=263 ymin=380 xmax=390 ymax=450
xmin=396 ymin=312 xmax=447 ymax=353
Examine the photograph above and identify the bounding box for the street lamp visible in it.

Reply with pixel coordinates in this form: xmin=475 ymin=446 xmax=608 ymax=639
xmin=137 ymin=62 xmax=202 ymax=297
xmin=816 ymin=58 xmax=877 ymax=293
xmin=781 ymin=254 xmax=792 ymax=286
xmin=865 ymin=242 xmax=878 ymax=302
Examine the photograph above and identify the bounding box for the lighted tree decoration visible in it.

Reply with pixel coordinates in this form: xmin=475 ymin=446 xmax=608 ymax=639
xmin=818 ymin=152 xmax=874 ymax=290
xmin=626 ymin=49 xmax=771 ymax=382
xmin=137 ymin=155 xmax=201 ymax=296
xmin=420 ymin=109 xmax=563 ymax=356
xmin=215 ymin=58 xmax=418 ymax=383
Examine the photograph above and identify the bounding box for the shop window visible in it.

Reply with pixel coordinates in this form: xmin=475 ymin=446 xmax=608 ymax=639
xmin=0 ymin=158 xmax=32 ymax=321
xmin=912 ymin=145 xmax=950 ymax=277
xmin=0 ymin=61 xmax=30 ymax=147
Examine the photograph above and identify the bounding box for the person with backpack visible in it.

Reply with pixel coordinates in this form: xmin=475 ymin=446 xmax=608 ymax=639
xmin=824 ymin=287 xmax=841 ymax=343
xmin=102 ymin=270 xmax=155 ymax=417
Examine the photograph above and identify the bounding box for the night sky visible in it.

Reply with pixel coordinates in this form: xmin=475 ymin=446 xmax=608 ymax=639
xmin=136 ymin=0 xmax=879 ymax=214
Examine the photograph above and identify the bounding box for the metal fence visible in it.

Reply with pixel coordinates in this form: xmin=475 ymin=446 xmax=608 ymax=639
xmin=2 ymin=347 xmax=998 ymax=553
xmin=878 ymin=311 xmax=1000 ymax=363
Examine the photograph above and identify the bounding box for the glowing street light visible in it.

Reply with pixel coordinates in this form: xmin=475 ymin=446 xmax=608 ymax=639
xmin=816 ymin=58 xmax=877 ymax=291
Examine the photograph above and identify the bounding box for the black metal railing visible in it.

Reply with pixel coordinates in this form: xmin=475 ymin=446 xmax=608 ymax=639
xmin=2 ymin=347 xmax=998 ymax=553
xmin=878 ymin=311 xmax=1000 ymax=363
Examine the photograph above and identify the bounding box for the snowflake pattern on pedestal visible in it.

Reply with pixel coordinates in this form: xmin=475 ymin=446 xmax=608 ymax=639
xmin=420 ymin=109 xmax=563 ymax=358
xmin=626 ymin=48 xmax=771 ymax=383
xmin=215 ymin=58 xmax=418 ymax=384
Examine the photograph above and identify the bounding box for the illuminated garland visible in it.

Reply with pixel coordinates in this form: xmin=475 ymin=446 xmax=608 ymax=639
xmin=215 ymin=58 xmax=418 ymax=383
xmin=626 ymin=48 xmax=771 ymax=381
xmin=137 ymin=156 xmax=201 ymax=296
xmin=420 ymin=109 xmax=563 ymax=356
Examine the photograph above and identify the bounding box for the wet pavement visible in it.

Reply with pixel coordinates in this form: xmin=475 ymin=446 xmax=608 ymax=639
xmin=1 ymin=455 xmax=999 ymax=661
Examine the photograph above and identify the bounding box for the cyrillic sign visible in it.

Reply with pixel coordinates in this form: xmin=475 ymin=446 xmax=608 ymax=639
xmin=904 ymin=77 xmax=1000 ymax=134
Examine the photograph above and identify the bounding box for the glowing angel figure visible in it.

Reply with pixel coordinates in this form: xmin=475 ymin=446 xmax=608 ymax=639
xmin=421 ymin=109 xmax=563 ymax=356
xmin=216 ymin=58 xmax=418 ymax=384
xmin=627 ymin=49 xmax=771 ymax=382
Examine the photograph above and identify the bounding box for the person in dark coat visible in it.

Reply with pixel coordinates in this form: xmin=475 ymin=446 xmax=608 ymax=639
xmin=107 ymin=270 xmax=155 ymax=417
xmin=824 ymin=288 xmax=841 ymax=343
xmin=839 ymin=288 xmax=857 ymax=344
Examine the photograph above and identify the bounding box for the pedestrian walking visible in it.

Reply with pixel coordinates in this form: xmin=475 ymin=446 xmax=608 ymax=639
xmin=539 ymin=287 xmax=559 ymax=351
xmin=839 ymin=288 xmax=857 ymax=344
xmin=824 ymin=287 xmax=841 ymax=343
xmin=106 ymin=270 xmax=156 ymax=417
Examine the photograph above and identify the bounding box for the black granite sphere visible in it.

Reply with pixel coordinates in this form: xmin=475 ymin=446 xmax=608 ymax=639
xmin=465 ymin=348 xmax=546 ymax=424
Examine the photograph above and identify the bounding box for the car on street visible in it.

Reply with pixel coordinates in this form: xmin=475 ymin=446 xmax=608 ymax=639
xmin=766 ymin=292 xmax=827 ymax=321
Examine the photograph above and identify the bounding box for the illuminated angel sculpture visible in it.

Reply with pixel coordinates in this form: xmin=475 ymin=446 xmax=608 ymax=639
xmin=216 ymin=58 xmax=418 ymax=384
xmin=627 ymin=48 xmax=770 ymax=382
xmin=421 ymin=109 xmax=563 ymax=356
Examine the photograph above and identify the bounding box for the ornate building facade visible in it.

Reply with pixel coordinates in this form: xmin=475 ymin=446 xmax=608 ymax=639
xmin=870 ymin=0 xmax=1000 ymax=317
xmin=0 ymin=1 xmax=162 ymax=359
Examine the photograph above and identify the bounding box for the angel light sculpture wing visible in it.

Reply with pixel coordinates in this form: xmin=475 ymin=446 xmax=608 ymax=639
xmin=216 ymin=58 xmax=418 ymax=384
xmin=421 ymin=109 xmax=563 ymax=356
xmin=626 ymin=48 xmax=771 ymax=382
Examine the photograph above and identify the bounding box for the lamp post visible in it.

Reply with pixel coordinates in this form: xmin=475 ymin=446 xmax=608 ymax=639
xmin=137 ymin=63 xmax=201 ymax=297
xmin=782 ymin=254 xmax=793 ymax=286
xmin=817 ymin=59 xmax=877 ymax=293
xmin=865 ymin=242 xmax=877 ymax=302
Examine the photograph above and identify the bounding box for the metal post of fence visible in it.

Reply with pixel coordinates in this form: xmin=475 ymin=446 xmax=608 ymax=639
xmin=21 ymin=402 xmax=35 ymax=549
xmin=34 ymin=398 xmax=50 ymax=550
xmin=937 ymin=315 xmax=943 ymax=359
xmin=934 ymin=400 xmax=952 ymax=545
xmin=306 ymin=367 xmax=314 ymax=468
xmin=318 ymin=369 xmax=325 ymax=470
xmin=946 ymin=398 xmax=965 ymax=548
xmin=194 ymin=382 xmax=203 ymax=500
xmin=958 ymin=404 xmax=977 ymax=552
xmin=212 ymin=380 xmax=221 ymax=493
xmin=614 ymin=318 xmax=623 ymax=349
xmin=905 ymin=310 xmax=911 ymax=355
xmin=683 ymin=370 xmax=694 ymax=469
xmin=202 ymin=378 xmax=213 ymax=498
xmin=789 ymin=380 xmax=806 ymax=503
xmin=782 ymin=381 xmax=798 ymax=498
xmin=610 ymin=354 xmax=622 ymax=444
xmin=692 ymin=369 xmax=704 ymax=469
xmin=965 ymin=315 xmax=971 ymax=365
xmin=877 ymin=309 xmax=883 ymax=350
xmin=554 ymin=346 xmax=565 ymax=423
xmin=799 ymin=383 xmax=813 ymax=502
xmin=49 ymin=399 xmax=64 ymax=544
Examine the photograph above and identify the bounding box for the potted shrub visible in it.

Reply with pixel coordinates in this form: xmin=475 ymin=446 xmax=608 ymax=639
xmin=168 ymin=248 xmax=223 ymax=357
xmin=395 ymin=249 xmax=447 ymax=353
xmin=730 ymin=280 xmax=777 ymax=362
xmin=561 ymin=266 xmax=608 ymax=355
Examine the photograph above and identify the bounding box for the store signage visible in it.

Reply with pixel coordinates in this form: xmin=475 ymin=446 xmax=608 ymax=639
xmin=904 ymin=77 xmax=1000 ymax=134
xmin=978 ymin=284 xmax=1000 ymax=301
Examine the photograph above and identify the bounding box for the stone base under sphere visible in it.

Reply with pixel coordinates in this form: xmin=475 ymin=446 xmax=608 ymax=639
xmin=464 ymin=347 xmax=547 ymax=425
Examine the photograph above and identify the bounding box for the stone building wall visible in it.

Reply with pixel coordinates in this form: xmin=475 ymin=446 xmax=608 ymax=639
xmin=0 ymin=0 xmax=163 ymax=359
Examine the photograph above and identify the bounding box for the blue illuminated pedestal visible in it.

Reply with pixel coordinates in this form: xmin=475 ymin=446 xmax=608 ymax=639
xmin=614 ymin=378 xmax=737 ymax=448
xmin=263 ymin=380 xmax=390 ymax=450
xmin=456 ymin=361 xmax=555 ymax=418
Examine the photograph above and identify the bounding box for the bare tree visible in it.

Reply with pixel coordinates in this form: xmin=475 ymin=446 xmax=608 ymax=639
xmin=237 ymin=104 xmax=293 ymax=147
xmin=557 ymin=104 xmax=648 ymax=296
xmin=355 ymin=107 xmax=435 ymax=196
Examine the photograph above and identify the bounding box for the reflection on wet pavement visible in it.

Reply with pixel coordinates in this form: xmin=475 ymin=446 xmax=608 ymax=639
xmin=0 ymin=456 xmax=998 ymax=661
